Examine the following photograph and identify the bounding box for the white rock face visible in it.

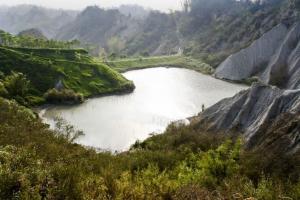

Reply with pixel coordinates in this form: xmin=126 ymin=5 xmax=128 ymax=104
xmin=195 ymin=83 xmax=300 ymax=153
xmin=199 ymin=22 xmax=300 ymax=154
xmin=215 ymin=24 xmax=288 ymax=81
xmin=215 ymin=22 xmax=300 ymax=89
xmin=261 ymin=22 xmax=300 ymax=87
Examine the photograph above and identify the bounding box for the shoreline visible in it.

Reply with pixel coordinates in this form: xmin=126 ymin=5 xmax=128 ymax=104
xmin=36 ymin=66 xmax=249 ymax=152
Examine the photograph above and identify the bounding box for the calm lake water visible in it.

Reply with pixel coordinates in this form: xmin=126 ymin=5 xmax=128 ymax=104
xmin=40 ymin=67 xmax=248 ymax=151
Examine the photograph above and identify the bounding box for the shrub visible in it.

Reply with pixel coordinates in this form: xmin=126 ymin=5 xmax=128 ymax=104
xmin=0 ymin=81 xmax=8 ymax=97
xmin=175 ymin=139 xmax=242 ymax=188
xmin=116 ymin=165 xmax=178 ymax=199
xmin=54 ymin=117 xmax=85 ymax=143
xmin=44 ymin=88 xmax=84 ymax=104
xmin=0 ymin=146 xmax=49 ymax=200
xmin=3 ymin=72 xmax=30 ymax=97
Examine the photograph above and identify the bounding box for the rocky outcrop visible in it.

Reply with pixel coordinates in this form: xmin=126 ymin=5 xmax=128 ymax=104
xmin=249 ymin=112 xmax=300 ymax=154
xmin=192 ymin=83 xmax=300 ymax=153
xmin=202 ymin=21 xmax=300 ymax=154
xmin=215 ymin=22 xmax=300 ymax=90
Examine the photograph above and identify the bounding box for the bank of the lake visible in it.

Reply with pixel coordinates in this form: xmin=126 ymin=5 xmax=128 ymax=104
xmin=40 ymin=67 xmax=248 ymax=151
xmin=105 ymin=55 xmax=214 ymax=74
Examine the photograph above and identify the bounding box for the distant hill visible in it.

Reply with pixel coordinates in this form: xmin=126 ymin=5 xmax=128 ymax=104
xmin=56 ymin=6 xmax=130 ymax=45
xmin=0 ymin=5 xmax=180 ymax=56
xmin=0 ymin=5 xmax=78 ymax=38
xmin=0 ymin=0 xmax=298 ymax=59
xmin=123 ymin=11 xmax=180 ymax=56
xmin=55 ymin=6 xmax=179 ymax=56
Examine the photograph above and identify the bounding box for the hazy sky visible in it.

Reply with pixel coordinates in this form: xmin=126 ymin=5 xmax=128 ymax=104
xmin=0 ymin=0 xmax=182 ymax=11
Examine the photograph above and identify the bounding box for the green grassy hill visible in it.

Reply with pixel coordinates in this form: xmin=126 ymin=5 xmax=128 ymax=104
xmin=0 ymin=46 xmax=134 ymax=105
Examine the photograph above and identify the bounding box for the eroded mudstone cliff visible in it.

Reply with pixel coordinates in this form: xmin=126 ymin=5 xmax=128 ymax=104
xmin=192 ymin=83 xmax=300 ymax=153
xmin=215 ymin=22 xmax=300 ymax=90
xmin=215 ymin=24 xmax=288 ymax=81
xmin=198 ymin=22 xmax=300 ymax=154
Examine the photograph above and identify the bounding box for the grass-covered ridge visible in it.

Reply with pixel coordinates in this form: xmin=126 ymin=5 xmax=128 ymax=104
xmin=106 ymin=55 xmax=214 ymax=74
xmin=0 ymin=46 xmax=134 ymax=105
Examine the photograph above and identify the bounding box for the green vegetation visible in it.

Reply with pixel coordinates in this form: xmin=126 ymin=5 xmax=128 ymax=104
xmin=106 ymin=55 xmax=214 ymax=74
xmin=0 ymin=71 xmax=34 ymax=105
xmin=44 ymin=88 xmax=84 ymax=104
xmin=0 ymin=30 xmax=80 ymax=49
xmin=0 ymin=97 xmax=299 ymax=199
xmin=0 ymin=46 xmax=134 ymax=105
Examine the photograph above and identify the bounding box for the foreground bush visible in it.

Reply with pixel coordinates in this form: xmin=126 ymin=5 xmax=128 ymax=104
xmin=0 ymin=98 xmax=299 ymax=199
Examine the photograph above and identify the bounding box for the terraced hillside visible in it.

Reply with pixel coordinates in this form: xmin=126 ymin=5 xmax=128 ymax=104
xmin=0 ymin=46 xmax=134 ymax=105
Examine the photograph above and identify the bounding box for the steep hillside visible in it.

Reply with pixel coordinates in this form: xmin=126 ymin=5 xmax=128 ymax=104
xmin=191 ymin=83 xmax=300 ymax=154
xmin=0 ymin=46 xmax=134 ymax=105
xmin=215 ymin=22 xmax=300 ymax=89
xmin=179 ymin=0 xmax=298 ymax=66
xmin=180 ymin=0 xmax=300 ymax=165
xmin=123 ymin=11 xmax=180 ymax=55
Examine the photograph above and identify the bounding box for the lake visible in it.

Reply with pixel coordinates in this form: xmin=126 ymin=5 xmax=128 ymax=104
xmin=40 ymin=67 xmax=248 ymax=151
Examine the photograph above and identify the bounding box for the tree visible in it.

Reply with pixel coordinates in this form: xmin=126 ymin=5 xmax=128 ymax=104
xmin=4 ymin=72 xmax=30 ymax=98
xmin=0 ymin=82 xmax=8 ymax=97
xmin=189 ymin=0 xmax=236 ymax=25
xmin=181 ymin=0 xmax=191 ymax=13
xmin=107 ymin=36 xmax=125 ymax=55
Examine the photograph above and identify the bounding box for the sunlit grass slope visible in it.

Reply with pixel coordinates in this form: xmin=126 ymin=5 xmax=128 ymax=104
xmin=0 ymin=46 xmax=134 ymax=104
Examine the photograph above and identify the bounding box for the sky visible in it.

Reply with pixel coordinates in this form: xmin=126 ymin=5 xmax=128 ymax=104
xmin=0 ymin=0 xmax=182 ymax=12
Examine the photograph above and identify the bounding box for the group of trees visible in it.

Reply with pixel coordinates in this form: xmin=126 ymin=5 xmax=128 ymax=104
xmin=44 ymin=88 xmax=84 ymax=104
xmin=0 ymin=30 xmax=80 ymax=49
xmin=183 ymin=0 xmax=299 ymax=27
xmin=188 ymin=0 xmax=237 ymax=24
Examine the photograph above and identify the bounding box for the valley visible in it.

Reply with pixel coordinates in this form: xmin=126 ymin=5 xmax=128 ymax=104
xmin=0 ymin=0 xmax=299 ymax=199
